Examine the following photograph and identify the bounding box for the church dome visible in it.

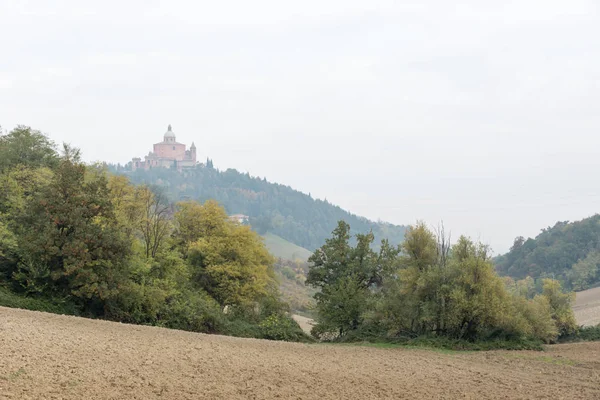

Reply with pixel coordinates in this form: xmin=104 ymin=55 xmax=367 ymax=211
xmin=164 ymin=124 xmax=176 ymax=139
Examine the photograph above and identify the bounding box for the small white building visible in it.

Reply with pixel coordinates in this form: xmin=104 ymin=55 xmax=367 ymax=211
xmin=229 ymin=214 xmax=249 ymax=224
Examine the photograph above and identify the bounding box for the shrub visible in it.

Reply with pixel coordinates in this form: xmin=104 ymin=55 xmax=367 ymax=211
xmin=159 ymin=290 xmax=225 ymax=334
xmin=0 ymin=286 xmax=78 ymax=315
xmin=223 ymin=317 xmax=264 ymax=338
xmin=558 ymin=324 xmax=600 ymax=343
xmin=259 ymin=314 xmax=308 ymax=341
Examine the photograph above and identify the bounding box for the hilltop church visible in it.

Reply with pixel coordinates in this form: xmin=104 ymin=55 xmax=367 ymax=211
xmin=131 ymin=125 xmax=197 ymax=170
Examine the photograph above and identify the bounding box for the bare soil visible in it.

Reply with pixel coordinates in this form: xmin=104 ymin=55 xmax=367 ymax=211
xmin=574 ymin=287 xmax=600 ymax=327
xmin=1 ymin=307 xmax=599 ymax=400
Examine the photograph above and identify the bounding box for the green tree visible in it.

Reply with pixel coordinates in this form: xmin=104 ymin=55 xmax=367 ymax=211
xmin=13 ymin=147 xmax=131 ymax=311
xmin=306 ymin=221 xmax=394 ymax=337
xmin=0 ymin=126 xmax=58 ymax=171
xmin=495 ymin=215 xmax=600 ymax=290
xmin=0 ymin=220 xmax=17 ymax=280
xmin=569 ymin=251 xmax=600 ymax=291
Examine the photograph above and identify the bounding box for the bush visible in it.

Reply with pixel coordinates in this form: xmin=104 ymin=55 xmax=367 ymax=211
xmin=259 ymin=313 xmax=310 ymax=342
xmin=159 ymin=290 xmax=226 ymax=334
xmin=558 ymin=324 xmax=600 ymax=343
xmin=281 ymin=266 xmax=296 ymax=280
xmin=0 ymin=286 xmax=78 ymax=315
xmin=222 ymin=317 xmax=264 ymax=338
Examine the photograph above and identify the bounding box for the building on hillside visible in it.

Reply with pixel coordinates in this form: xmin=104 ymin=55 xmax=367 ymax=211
xmin=229 ymin=214 xmax=250 ymax=224
xmin=131 ymin=125 xmax=197 ymax=170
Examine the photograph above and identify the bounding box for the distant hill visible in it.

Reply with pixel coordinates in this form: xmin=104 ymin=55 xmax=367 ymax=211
xmin=495 ymin=214 xmax=600 ymax=290
xmin=111 ymin=164 xmax=407 ymax=251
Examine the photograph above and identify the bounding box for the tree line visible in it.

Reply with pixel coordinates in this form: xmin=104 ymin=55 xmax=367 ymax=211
xmin=0 ymin=126 xmax=307 ymax=341
xmin=307 ymin=221 xmax=579 ymax=346
xmin=495 ymin=215 xmax=600 ymax=291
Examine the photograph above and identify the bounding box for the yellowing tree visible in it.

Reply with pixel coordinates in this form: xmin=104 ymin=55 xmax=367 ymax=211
xmin=540 ymin=278 xmax=577 ymax=336
xmin=176 ymin=200 xmax=276 ymax=307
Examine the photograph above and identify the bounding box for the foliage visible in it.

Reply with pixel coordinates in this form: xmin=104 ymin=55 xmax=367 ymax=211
xmin=0 ymin=126 xmax=58 ymax=171
xmin=541 ymin=278 xmax=577 ymax=336
xmin=495 ymin=215 xmax=600 ymax=290
xmin=308 ymin=221 xmax=579 ymax=347
xmin=0 ymin=125 xmax=305 ymax=342
xmin=259 ymin=313 xmax=309 ymax=342
xmin=11 ymin=147 xmax=131 ymax=312
xmin=158 ymin=290 xmax=226 ymax=334
xmin=306 ymin=221 xmax=398 ymax=337
xmin=0 ymin=286 xmax=78 ymax=315
xmin=109 ymin=164 xmax=407 ymax=251
xmin=558 ymin=324 xmax=600 ymax=343
xmin=178 ymin=200 xmax=277 ymax=307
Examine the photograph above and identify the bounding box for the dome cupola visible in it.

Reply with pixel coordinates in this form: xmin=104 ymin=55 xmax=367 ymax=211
xmin=164 ymin=124 xmax=176 ymax=142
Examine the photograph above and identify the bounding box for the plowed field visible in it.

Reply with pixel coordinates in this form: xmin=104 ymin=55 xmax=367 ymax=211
xmin=574 ymin=286 xmax=600 ymax=327
xmin=1 ymin=307 xmax=599 ymax=399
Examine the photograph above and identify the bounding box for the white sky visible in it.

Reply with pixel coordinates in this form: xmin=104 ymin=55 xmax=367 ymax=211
xmin=1 ymin=0 xmax=599 ymax=253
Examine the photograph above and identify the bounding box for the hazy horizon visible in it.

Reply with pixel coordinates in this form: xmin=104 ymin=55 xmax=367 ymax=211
xmin=2 ymin=1 xmax=599 ymax=253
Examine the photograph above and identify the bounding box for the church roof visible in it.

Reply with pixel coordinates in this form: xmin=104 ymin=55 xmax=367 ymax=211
xmin=164 ymin=124 xmax=176 ymax=139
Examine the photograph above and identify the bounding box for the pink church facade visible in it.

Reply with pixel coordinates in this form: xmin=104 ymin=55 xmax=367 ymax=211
xmin=132 ymin=125 xmax=197 ymax=170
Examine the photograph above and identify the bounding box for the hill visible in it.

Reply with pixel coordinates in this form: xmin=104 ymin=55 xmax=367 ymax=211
xmin=272 ymin=257 xmax=315 ymax=314
xmin=263 ymin=233 xmax=312 ymax=261
xmin=2 ymin=307 xmax=600 ymax=400
xmin=495 ymin=214 xmax=600 ymax=290
xmin=112 ymin=164 xmax=407 ymax=251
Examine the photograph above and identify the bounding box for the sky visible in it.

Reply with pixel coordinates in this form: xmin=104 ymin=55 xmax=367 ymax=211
xmin=1 ymin=0 xmax=599 ymax=253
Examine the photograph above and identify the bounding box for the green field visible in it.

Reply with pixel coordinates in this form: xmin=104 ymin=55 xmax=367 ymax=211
xmin=262 ymin=233 xmax=313 ymax=261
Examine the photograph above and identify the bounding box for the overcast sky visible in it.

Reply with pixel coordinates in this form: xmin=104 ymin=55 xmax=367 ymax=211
xmin=1 ymin=0 xmax=599 ymax=253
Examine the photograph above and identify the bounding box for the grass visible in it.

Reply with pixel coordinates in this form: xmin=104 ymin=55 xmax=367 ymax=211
xmin=324 ymin=333 xmax=545 ymax=352
xmin=329 ymin=341 xmax=467 ymax=355
xmin=0 ymin=285 xmax=78 ymax=315
xmin=262 ymin=233 xmax=312 ymax=261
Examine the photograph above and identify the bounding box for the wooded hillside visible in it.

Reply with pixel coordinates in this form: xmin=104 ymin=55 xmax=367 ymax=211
xmin=495 ymin=215 xmax=600 ymax=291
xmin=113 ymin=164 xmax=407 ymax=251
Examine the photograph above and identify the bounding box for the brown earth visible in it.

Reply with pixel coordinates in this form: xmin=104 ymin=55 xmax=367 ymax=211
xmin=1 ymin=307 xmax=600 ymax=400
xmin=574 ymin=287 xmax=600 ymax=327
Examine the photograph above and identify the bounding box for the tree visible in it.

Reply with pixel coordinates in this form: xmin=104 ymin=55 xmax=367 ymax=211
xmin=540 ymin=279 xmax=577 ymax=336
xmin=401 ymin=222 xmax=438 ymax=271
xmin=569 ymin=251 xmax=600 ymax=291
xmin=380 ymin=222 xmax=440 ymax=335
xmin=175 ymin=200 xmax=228 ymax=251
xmin=444 ymin=237 xmax=509 ymax=340
xmin=107 ymin=174 xmax=144 ymax=241
xmin=0 ymin=126 xmax=58 ymax=171
xmin=139 ymin=186 xmax=171 ymax=258
xmin=13 ymin=147 xmax=131 ymax=311
xmin=494 ymin=215 xmax=600 ymax=289
xmin=0 ymin=220 xmax=17 ymax=280
xmin=306 ymin=221 xmax=393 ymax=337
xmin=178 ymin=200 xmax=277 ymax=307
